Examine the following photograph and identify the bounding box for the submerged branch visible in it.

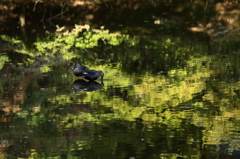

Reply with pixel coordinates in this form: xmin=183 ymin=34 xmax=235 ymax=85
xmin=61 ymin=0 xmax=69 ymax=19
xmin=41 ymin=8 xmax=46 ymax=21
xmin=47 ymin=10 xmax=67 ymax=21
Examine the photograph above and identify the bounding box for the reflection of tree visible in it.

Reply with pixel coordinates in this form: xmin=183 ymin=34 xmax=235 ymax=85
xmin=1 ymin=21 xmax=240 ymax=158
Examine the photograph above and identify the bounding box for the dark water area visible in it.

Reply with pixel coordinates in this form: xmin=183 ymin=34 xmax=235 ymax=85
xmin=1 ymin=0 xmax=240 ymax=158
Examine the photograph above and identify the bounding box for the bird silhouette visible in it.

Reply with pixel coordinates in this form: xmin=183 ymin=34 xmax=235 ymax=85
xmin=72 ymin=79 xmax=104 ymax=93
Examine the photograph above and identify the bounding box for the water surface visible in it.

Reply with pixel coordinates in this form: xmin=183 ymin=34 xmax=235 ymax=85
xmin=1 ymin=1 xmax=240 ymax=158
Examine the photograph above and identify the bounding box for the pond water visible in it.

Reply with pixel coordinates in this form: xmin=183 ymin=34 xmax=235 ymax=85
xmin=1 ymin=1 xmax=240 ymax=158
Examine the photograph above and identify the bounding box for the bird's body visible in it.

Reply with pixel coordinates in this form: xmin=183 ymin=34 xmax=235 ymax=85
xmin=72 ymin=63 xmax=88 ymax=77
xmin=72 ymin=63 xmax=104 ymax=81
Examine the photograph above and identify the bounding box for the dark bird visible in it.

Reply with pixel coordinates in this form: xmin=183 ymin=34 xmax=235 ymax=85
xmin=72 ymin=63 xmax=88 ymax=77
xmin=80 ymin=70 xmax=104 ymax=81
xmin=73 ymin=79 xmax=104 ymax=93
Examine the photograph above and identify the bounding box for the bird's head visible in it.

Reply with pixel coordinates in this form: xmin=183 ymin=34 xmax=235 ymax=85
xmin=98 ymin=70 xmax=104 ymax=77
xmin=72 ymin=63 xmax=81 ymax=69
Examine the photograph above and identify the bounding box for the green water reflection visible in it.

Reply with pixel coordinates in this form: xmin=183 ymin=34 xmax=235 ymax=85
xmin=1 ymin=21 xmax=240 ymax=158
